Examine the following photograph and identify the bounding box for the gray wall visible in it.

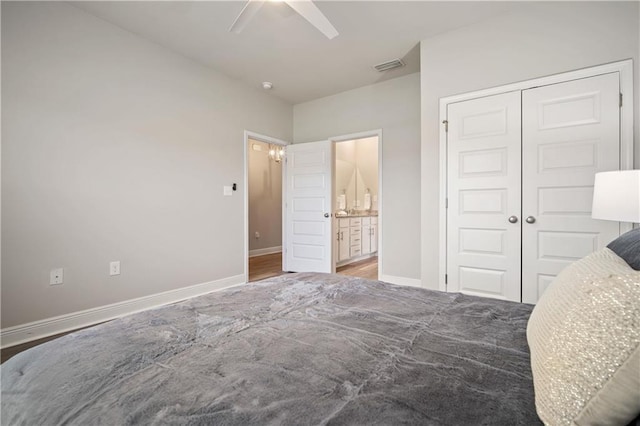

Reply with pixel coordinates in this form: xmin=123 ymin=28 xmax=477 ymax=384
xmin=420 ymin=1 xmax=640 ymax=289
xmin=1 ymin=2 xmax=292 ymax=327
xmin=294 ymin=73 xmax=421 ymax=281
xmin=248 ymin=139 xmax=282 ymax=252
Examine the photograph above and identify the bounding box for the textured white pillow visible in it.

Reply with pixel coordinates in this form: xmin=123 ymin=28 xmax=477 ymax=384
xmin=527 ymin=248 xmax=640 ymax=426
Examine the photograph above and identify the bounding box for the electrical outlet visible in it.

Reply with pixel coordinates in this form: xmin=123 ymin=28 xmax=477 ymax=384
xmin=255 ymin=231 xmax=260 ymax=239
xmin=223 ymin=186 xmax=233 ymax=196
xmin=50 ymin=268 xmax=64 ymax=285
xmin=110 ymin=261 xmax=121 ymax=276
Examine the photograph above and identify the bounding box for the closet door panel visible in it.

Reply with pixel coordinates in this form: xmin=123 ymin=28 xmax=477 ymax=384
xmin=447 ymin=91 xmax=522 ymax=302
xmin=521 ymin=73 xmax=621 ymax=304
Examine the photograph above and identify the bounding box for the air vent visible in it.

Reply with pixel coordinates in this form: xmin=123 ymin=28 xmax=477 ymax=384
xmin=374 ymin=58 xmax=405 ymax=72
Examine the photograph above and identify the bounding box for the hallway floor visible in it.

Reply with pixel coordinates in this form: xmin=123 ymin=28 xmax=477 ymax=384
xmin=248 ymin=253 xmax=378 ymax=282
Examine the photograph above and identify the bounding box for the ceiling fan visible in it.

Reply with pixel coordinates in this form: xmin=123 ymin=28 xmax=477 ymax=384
xmin=229 ymin=0 xmax=339 ymax=40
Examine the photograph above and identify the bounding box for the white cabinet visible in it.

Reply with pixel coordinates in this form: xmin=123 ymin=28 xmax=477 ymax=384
xmin=349 ymin=218 xmax=362 ymax=258
xmin=336 ymin=216 xmax=377 ymax=265
xmin=371 ymin=221 xmax=378 ymax=253
xmin=337 ymin=219 xmax=350 ymax=262
xmin=362 ymin=217 xmax=378 ymax=255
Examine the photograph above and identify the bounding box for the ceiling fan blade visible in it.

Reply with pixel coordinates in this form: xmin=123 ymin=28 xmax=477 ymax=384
xmin=284 ymin=0 xmax=338 ymax=40
xmin=229 ymin=0 xmax=266 ymax=34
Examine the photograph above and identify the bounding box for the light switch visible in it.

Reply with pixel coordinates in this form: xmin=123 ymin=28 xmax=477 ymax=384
xmin=223 ymin=186 xmax=233 ymax=196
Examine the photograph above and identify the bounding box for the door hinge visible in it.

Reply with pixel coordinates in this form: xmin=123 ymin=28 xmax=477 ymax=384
xmin=445 ymin=274 xmax=448 ymax=284
xmin=445 ymin=198 xmax=448 ymax=209
xmin=619 ymin=93 xmax=623 ymax=107
xmin=442 ymin=120 xmax=449 ymax=132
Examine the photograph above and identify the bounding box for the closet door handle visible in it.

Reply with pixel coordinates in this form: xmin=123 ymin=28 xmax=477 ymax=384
xmin=526 ymin=216 xmax=536 ymax=224
xmin=508 ymin=215 xmax=519 ymax=224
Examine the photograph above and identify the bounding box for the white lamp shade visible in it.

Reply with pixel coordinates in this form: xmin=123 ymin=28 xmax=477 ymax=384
xmin=592 ymin=170 xmax=640 ymax=223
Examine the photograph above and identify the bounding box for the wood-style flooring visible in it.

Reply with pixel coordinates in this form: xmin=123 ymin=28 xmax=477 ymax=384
xmin=1 ymin=325 xmax=97 ymax=364
xmin=336 ymin=256 xmax=379 ymax=280
xmin=248 ymin=252 xmax=288 ymax=282
xmin=2 ymin=253 xmax=379 ymax=364
xmin=249 ymin=252 xmax=378 ymax=282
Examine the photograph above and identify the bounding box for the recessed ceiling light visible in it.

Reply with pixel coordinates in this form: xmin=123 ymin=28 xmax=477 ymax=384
xmin=262 ymin=81 xmax=273 ymax=90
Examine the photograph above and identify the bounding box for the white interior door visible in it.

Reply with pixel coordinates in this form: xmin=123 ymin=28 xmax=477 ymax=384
xmin=447 ymin=91 xmax=522 ymax=302
xmin=284 ymin=141 xmax=335 ymax=273
xmin=521 ymin=73 xmax=621 ymax=304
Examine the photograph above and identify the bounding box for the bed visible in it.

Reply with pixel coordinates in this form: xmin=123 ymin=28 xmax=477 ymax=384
xmin=1 ymin=273 xmax=540 ymax=425
xmin=2 ymin=229 xmax=639 ymax=425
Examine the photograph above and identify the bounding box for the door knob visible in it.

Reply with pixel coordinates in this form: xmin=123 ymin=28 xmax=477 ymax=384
xmin=508 ymin=215 xmax=518 ymax=223
xmin=324 ymin=213 xmax=330 ymax=218
xmin=526 ymin=216 xmax=536 ymax=224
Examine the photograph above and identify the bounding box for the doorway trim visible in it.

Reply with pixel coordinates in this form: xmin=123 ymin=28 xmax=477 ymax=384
xmin=243 ymin=130 xmax=289 ymax=283
xmin=329 ymin=129 xmax=383 ymax=280
xmin=438 ymin=59 xmax=634 ymax=293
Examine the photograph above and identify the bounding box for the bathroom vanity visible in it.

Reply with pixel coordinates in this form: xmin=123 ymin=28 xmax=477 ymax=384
xmin=336 ymin=213 xmax=378 ymax=266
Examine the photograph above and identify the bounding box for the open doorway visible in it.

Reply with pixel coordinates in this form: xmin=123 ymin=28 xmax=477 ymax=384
xmin=245 ymin=133 xmax=288 ymax=282
xmin=249 ymin=130 xmax=382 ymax=281
xmin=332 ymin=132 xmax=381 ymax=281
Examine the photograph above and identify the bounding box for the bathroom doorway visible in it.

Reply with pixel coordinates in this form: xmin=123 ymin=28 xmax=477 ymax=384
xmin=332 ymin=132 xmax=381 ymax=281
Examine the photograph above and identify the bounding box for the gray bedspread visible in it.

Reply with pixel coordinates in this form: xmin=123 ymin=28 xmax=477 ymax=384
xmin=1 ymin=273 xmax=541 ymax=425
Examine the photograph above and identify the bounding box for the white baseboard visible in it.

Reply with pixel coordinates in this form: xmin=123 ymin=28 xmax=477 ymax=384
xmin=249 ymin=246 xmax=282 ymax=257
xmin=1 ymin=274 xmax=246 ymax=349
xmin=379 ymin=274 xmax=422 ymax=288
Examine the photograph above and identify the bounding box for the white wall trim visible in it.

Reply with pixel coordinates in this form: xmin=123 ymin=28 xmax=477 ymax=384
xmin=244 ymin=130 xmax=289 ymax=278
xmin=438 ymin=59 xmax=634 ymax=294
xmin=248 ymin=246 xmax=282 ymax=257
xmin=1 ymin=274 xmax=246 ymax=349
xmin=245 ymin=131 xmax=289 ymax=147
xmin=380 ymin=274 xmax=422 ymax=288
xmin=329 ymin=129 xmax=383 ymax=280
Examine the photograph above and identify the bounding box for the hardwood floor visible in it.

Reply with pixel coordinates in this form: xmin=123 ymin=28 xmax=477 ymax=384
xmin=249 ymin=252 xmax=379 ymax=282
xmin=336 ymin=256 xmax=378 ymax=280
xmin=1 ymin=324 xmax=97 ymax=364
xmin=249 ymin=252 xmax=288 ymax=282
xmin=2 ymin=254 xmax=378 ymax=363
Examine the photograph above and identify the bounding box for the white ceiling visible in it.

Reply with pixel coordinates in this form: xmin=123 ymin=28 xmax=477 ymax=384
xmin=71 ymin=1 xmax=523 ymax=104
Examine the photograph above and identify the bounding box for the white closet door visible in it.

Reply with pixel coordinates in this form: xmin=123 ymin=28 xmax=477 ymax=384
xmin=285 ymin=141 xmax=335 ymax=273
xmin=447 ymin=91 xmax=522 ymax=302
xmin=521 ymin=73 xmax=621 ymax=304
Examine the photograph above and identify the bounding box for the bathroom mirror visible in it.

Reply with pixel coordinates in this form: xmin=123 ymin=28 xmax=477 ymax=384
xmin=335 ymin=141 xmax=356 ymax=212
xmin=354 ymin=137 xmax=378 ymax=211
xmin=335 ymin=137 xmax=378 ymax=213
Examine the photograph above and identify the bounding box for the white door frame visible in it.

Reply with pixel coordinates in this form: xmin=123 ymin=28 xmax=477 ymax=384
xmin=243 ymin=130 xmax=289 ymax=282
xmin=329 ymin=129 xmax=383 ymax=280
xmin=438 ymin=59 xmax=634 ymax=293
